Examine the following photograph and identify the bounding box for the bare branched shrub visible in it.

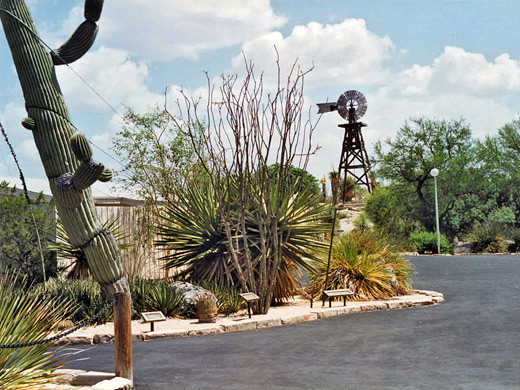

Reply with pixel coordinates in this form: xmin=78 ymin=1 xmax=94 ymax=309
xmin=167 ymin=53 xmax=323 ymax=314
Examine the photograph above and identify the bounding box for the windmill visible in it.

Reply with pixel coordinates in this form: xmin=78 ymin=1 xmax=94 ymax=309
xmin=317 ymin=90 xmax=372 ymax=202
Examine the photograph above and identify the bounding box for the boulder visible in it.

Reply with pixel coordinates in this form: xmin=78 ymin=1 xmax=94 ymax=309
xmin=454 ymin=241 xmax=474 ymax=254
xmin=171 ymin=281 xmax=217 ymax=308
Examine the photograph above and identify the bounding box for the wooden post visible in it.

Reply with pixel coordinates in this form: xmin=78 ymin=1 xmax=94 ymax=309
xmin=114 ymin=292 xmax=133 ymax=383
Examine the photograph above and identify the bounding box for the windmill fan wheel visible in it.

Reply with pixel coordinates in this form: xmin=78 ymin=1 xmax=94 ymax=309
xmin=337 ymin=90 xmax=367 ymax=121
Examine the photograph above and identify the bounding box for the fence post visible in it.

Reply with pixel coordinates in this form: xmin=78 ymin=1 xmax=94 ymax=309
xmin=114 ymin=292 xmax=133 ymax=383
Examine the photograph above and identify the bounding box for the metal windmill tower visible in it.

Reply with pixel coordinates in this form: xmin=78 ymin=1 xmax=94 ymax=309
xmin=317 ymin=90 xmax=372 ymax=202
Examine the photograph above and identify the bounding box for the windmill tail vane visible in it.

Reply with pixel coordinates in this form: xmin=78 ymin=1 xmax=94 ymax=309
xmin=317 ymin=102 xmax=338 ymax=114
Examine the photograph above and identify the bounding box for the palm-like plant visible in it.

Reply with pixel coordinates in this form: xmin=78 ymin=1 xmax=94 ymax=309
xmin=0 ymin=273 xmax=72 ymax=389
xmin=307 ymin=230 xmax=413 ymax=300
xmin=156 ymin=177 xmax=330 ymax=303
xmin=50 ymin=218 xmax=132 ymax=279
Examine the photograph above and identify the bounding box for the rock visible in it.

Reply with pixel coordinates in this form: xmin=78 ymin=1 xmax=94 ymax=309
xmin=454 ymin=241 xmax=474 ymax=254
xmin=171 ymin=281 xmax=217 ymax=308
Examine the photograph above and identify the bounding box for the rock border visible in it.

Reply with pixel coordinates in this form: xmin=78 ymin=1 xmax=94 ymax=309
xmin=58 ymin=290 xmax=444 ymax=346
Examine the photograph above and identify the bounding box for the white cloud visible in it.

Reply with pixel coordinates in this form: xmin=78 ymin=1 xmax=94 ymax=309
xmin=371 ymin=46 xmax=520 ymax=140
xmin=430 ymin=47 xmax=520 ymax=97
xmin=232 ymin=19 xmax=395 ymax=88
xmin=55 ymin=46 xmax=158 ymax=111
xmin=97 ymin=0 xmax=286 ymax=61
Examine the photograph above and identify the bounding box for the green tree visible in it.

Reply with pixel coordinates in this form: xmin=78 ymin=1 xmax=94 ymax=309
xmin=373 ymin=117 xmax=473 ymax=200
xmin=371 ymin=117 xmax=494 ymax=238
xmin=476 ymin=118 xmax=520 ymax=227
xmin=112 ymin=104 xmax=206 ymax=207
xmin=0 ymin=182 xmax=56 ymax=283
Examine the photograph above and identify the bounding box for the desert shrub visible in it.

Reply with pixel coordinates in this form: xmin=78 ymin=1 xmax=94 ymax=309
xmin=353 ymin=212 xmax=373 ymax=233
xmin=307 ymin=230 xmax=413 ymax=301
xmin=156 ymin=177 xmax=330 ymax=306
xmin=0 ymin=183 xmax=57 ymax=283
xmin=364 ymin=186 xmax=419 ymax=243
xmin=466 ymin=221 xmax=511 ymax=253
xmin=409 ymin=231 xmax=452 ymax=254
xmin=508 ymin=228 xmax=520 ymax=252
xmin=33 ymin=278 xmax=113 ymax=325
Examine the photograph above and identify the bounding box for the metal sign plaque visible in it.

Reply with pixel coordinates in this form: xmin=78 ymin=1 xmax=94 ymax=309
xmin=141 ymin=311 xmax=166 ymax=322
xmin=240 ymin=292 xmax=260 ymax=302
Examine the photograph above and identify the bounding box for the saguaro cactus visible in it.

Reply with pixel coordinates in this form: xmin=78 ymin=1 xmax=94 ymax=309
xmin=0 ymin=0 xmax=128 ymax=296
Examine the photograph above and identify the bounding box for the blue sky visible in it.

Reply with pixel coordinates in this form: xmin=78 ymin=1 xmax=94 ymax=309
xmin=1 ymin=0 xmax=519 ymax=196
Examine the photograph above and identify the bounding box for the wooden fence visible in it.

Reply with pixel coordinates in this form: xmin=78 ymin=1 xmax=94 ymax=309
xmin=94 ymin=197 xmax=172 ymax=280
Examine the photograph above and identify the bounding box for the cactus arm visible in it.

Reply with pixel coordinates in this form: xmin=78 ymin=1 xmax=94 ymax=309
xmin=51 ymin=20 xmax=98 ymax=66
xmin=0 ymin=0 xmax=128 ymax=296
xmin=50 ymin=0 xmax=103 ymax=65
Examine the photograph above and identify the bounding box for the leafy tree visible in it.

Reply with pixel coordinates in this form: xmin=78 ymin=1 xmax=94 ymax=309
xmin=477 ymin=118 xmax=520 ymax=177
xmin=0 ymin=182 xmax=56 ymax=283
xmin=112 ymin=103 xmax=206 ymax=207
xmin=267 ymin=163 xmax=320 ymax=196
xmin=373 ymin=117 xmax=473 ymax=200
xmin=371 ymin=117 xmax=494 ymax=237
xmin=476 ymin=118 xmax=520 ymax=227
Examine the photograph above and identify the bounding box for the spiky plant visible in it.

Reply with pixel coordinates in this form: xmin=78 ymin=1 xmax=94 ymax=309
xmin=145 ymin=281 xmax=184 ymax=317
xmin=0 ymin=273 xmax=72 ymax=389
xmin=156 ymin=177 xmax=330 ymax=303
xmin=307 ymin=230 xmax=413 ymax=300
xmin=196 ymin=295 xmax=218 ymax=323
xmin=33 ymin=277 xmax=113 ymax=325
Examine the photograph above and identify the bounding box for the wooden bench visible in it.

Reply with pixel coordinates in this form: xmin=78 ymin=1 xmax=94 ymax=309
xmin=240 ymin=292 xmax=260 ymax=318
xmin=323 ymin=288 xmax=354 ymax=307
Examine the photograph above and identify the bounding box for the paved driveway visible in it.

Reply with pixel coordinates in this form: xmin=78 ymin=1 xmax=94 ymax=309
xmin=64 ymin=255 xmax=520 ymax=389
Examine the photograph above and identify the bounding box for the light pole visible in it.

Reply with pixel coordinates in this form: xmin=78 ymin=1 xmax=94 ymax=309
xmin=430 ymin=168 xmax=441 ymax=254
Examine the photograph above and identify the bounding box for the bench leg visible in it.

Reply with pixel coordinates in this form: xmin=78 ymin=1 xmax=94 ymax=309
xmin=343 ymin=296 xmax=347 ymax=306
xmin=247 ymin=302 xmax=252 ymax=318
xmin=329 ymin=298 xmax=332 ymax=308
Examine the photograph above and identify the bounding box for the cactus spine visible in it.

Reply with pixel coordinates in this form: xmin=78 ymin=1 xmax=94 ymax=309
xmin=0 ymin=0 xmax=128 ymax=296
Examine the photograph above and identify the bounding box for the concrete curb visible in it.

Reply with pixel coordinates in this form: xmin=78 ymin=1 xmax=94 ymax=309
xmin=58 ymin=290 xmax=444 ymax=346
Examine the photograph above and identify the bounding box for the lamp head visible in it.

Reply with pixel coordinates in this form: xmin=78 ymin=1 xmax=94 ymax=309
xmin=430 ymin=168 xmax=439 ymax=177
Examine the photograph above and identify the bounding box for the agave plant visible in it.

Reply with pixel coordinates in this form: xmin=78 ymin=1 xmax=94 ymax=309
xmin=0 ymin=273 xmax=72 ymax=389
xmin=156 ymin=176 xmax=330 ymax=303
xmin=145 ymin=280 xmax=185 ymax=317
xmin=50 ymin=218 xmax=132 ymax=279
xmin=307 ymin=230 xmax=413 ymax=300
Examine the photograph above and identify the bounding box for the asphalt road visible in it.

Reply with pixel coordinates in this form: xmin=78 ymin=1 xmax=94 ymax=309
xmin=63 ymin=255 xmax=520 ymax=390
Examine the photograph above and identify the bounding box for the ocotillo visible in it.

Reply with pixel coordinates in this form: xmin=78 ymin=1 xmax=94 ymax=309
xmin=0 ymin=0 xmax=128 ymax=296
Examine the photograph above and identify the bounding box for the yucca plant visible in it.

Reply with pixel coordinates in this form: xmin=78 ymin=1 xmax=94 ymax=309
xmin=307 ymin=230 xmax=413 ymax=301
xmin=156 ymin=177 xmax=330 ymax=304
xmin=0 ymin=273 xmax=72 ymax=389
xmin=50 ymin=218 xmax=132 ymax=279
